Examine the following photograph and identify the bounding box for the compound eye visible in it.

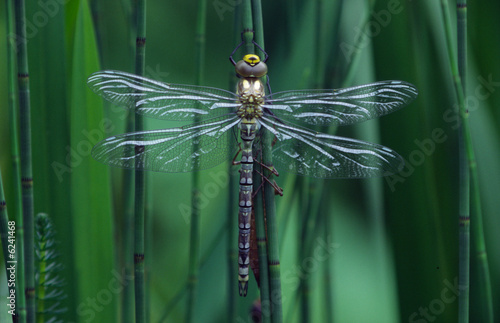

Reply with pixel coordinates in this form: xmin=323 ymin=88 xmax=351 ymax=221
xmin=251 ymin=61 xmax=268 ymax=78
xmin=235 ymin=60 xmax=253 ymax=77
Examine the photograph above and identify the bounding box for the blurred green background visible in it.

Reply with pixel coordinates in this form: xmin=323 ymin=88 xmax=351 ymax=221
xmin=0 ymin=0 xmax=499 ymax=322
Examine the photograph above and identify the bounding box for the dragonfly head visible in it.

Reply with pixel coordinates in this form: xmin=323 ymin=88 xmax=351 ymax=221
xmin=235 ymin=54 xmax=268 ymax=78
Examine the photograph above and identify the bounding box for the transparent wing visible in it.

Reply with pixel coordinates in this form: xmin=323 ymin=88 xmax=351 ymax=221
xmin=92 ymin=116 xmax=240 ymax=173
xmin=87 ymin=70 xmax=240 ymax=121
xmin=260 ymin=117 xmax=404 ymax=178
xmin=263 ymin=80 xmax=417 ymax=126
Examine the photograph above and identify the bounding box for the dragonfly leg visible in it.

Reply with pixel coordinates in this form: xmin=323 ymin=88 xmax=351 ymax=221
xmin=255 ymin=159 xmax=279 ymax=177
xmin=232 ymin=144 xmax=243 ymax=166
xmin=252 ymin=40 xmax=269 ymax=63
xmin=229 ymin=37 xmax=245 ymax=66
xmin=229 ymin=30 xmax=269 ymax=66
xmin=265 ymin=75 xmax=272 ymax=97
xmin=253 ymin=168 xmax=283 ymax=197
xmin=229 ymin=30 xmax=253 ymax=65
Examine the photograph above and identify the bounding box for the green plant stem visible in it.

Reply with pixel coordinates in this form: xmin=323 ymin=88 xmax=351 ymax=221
xmin=246 ymin=1 xmax=273 ymax=319
xmin=251 ymin=0 xmax=264 ymax=51
xmin=186 ymin=177 xmax=201 ymax=320
xmin=253 ymin=168 xmax=270 ymax=323
xmin=300 ymin=180 xmax=325 ymax=323
xmin=122 ymin=3 xmax=137 ymax=323
xmin=300 ymin=1 xmax=327 ymax=320
xmin=242 ymin=0 xmax=266 ymax=307
xmin=440 ymin=1 xmax=485 ymax=322
xmin=322 ymin=190 xmax=334 ymax=323
xmin=298 ymin=179 xmax=311 ymax=323
xmin=133 ymin=0 xmax=147 ymax=322
xmin=240 ymin=0 xmax=275 ymax=316
xmin=7 ymin=0 xmax=26 ymax=321
xmin=186 ymin=1 xmax=207 ymax=322
xmin=145 ymin=171 xmax=153 ymax=323
xmin=262 ymin=160 xmax=282 ymax=323
xmin=457 ymin=1 xmax=493 ymax=321
xmin=226 ymin=7 xmax=241 ymax=321
xmin=241 ymin=0 xmax=254 ymax=54
xmin=324 ymin=0 xmax=345 ymax=88
xmin=133 ymin=169 xmax=145 ymax=323
xmin=122 ymin=167 xmax=135 ymax=323
xmin=14 ymin=0 xmax=35 ymax=321
xmin=313 ymin=0 xmax=324 ymax=87
xmin=250 ymin=1 xmax=283 ymax=321
xmin=454 ymin=2 xmax=470 ymax=322
xmin=194 ymin=0 xmax=207 ymax=85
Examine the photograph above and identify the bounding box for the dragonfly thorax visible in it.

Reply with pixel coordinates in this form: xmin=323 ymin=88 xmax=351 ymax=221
xmin=237 ymin=78 xmax=265 ymax=120
xmin=236 ymin=104 xmax=263 ymax=120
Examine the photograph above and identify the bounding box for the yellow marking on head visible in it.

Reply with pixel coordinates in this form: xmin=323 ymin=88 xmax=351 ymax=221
xmin=243 ymin=54 xmax=261 ymax=66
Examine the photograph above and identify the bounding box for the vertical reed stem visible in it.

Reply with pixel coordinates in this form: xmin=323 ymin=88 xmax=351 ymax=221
xmin=227 ymin=6 xmax=241 ymax=321
xmin=14 ymin=0 xmax=35 ymax=321
xmin=134 ymin=0 xmax=147 ymax=322
xmin=251 ymin=1 xmax=283 ymax=321
xmin=186 ymin=0 xmax=207 ymax=322
xmin=457 ymin=1 xmax=493 ymax=321
xmin=455 ymin=1 xmax=470 ymax=319
xmin=439 ymin=1 xmax=489 ymax=321
xmin=7 ymin=0 xmax=27 ymax=321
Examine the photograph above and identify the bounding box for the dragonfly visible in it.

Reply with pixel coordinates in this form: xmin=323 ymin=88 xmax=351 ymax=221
xmin=87 ymin=42 xmax=418 ymax=297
